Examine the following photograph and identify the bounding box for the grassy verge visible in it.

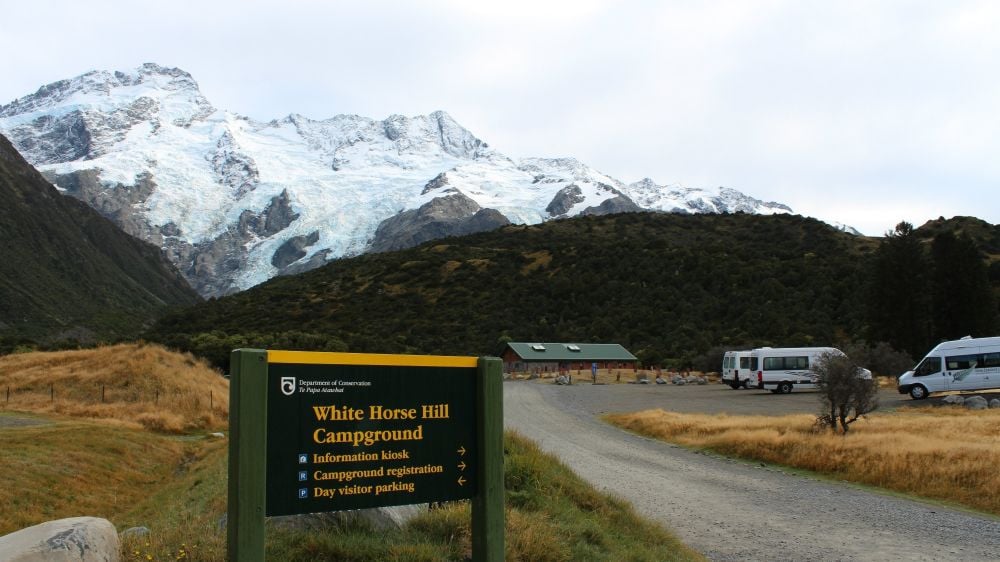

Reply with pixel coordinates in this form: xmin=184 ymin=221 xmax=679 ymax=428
xmin=1 ymin=416 xmax=701 ymax=561
xmin=120 ymin=431 xmax=702 ymax=561
xmin=605 ymin=407 xmax=1000 ymax=516
xmin=2 ymin=345 xmax=701 ymax=560
xmin=0 ymin=414 xmax=195 ymax=535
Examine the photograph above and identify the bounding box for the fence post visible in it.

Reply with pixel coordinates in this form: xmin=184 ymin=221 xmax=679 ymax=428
xmin=155 ymin=389 xmax=159 ymax=404
xmin=210 ymin=391 xmax=214 ymax=411
xmin=50 ymin=384 xmax=54 ymax=402
xmin=101 ymin=385 xmax=105 ymax=403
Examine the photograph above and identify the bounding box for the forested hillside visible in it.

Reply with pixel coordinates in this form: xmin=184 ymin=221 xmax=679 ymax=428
xmin=145 ymin=213 xmax=865 ymax=366
xmin=145 ymin=212 xmax=999 ymax=371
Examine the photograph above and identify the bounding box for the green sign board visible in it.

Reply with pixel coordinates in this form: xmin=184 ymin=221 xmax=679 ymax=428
xmin=226 ymin=350 xmax=504 ymax=562
xmin=265 ymin=352 xmax=478 ymax=516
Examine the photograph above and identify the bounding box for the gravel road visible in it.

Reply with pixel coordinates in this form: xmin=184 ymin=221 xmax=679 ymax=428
xmin=503 ymin=381 xmax=1000 ymax=561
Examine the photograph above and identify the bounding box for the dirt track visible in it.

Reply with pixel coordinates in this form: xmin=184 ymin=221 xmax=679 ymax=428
xmin=503 ymin=380 xmax=1000 ymax=561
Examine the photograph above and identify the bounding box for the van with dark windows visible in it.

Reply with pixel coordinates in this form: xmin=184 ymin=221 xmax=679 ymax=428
xmin=897 ymin=336 xmax=1000 ymax=399
xmin=721 ymin=350 xmax=756 ymax=389
xmin=752 ymin=346 xmax=871 ymax=394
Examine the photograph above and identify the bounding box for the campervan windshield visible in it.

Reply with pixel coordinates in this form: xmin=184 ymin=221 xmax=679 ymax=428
xmin=913 ymin=357 xmax=941 ymax=376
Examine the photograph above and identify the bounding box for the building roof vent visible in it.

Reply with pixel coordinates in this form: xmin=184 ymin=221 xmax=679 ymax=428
xmin=566 ymin=344 xmax=581 ymax=352
xmin=531 ymin=344 xmax=546 ymax=352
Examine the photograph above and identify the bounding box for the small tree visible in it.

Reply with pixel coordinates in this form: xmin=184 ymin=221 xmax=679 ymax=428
xmin=813 ymin=352 xmax=878 ymax=434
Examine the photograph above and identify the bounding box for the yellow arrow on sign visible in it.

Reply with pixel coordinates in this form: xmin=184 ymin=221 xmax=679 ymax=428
xmin=457 ymin=446 xmax=466 ymax=456
xmin=458 ymin=461 xmax=466 ymax=471
xmin=457 ymin=476 xmax=466 ymax=486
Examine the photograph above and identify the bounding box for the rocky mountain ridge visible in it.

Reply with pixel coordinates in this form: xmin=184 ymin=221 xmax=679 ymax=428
xmin=1 ymin=63 xmax=796 ymax=297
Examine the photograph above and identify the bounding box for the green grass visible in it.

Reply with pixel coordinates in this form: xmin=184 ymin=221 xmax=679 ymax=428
xmin=2 ymin=414 xmax=702 ymax=561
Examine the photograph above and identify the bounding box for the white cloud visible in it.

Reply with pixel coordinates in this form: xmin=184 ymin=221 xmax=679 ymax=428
xmin=1 ymin=0 xmax=997 ymax=234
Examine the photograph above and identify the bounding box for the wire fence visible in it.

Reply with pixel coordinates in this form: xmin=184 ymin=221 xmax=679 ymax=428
xmin=1 ymin=384 xmax=224 ymax=412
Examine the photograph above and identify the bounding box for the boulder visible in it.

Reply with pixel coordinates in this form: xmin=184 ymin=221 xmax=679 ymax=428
xmin=990 ymin=399 xmax=1000 ymax=409
xmin=269 ymin=504 xmax=428 ymax=533
xmin=695 ymin=377 xmax=708 ymax=385
xmin=0 ymin=517 xmax=120 ymax=562
xmin=942 ymin=395 xmax=965 ymax=405
xmin=963 ymin=396 xmax=989 ymax=410
xmin=120 ymin=526 xmax=149 ymax=539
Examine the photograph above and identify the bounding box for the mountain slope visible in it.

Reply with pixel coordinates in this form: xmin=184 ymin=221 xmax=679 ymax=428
xmin=145 ymin=212 xmax=873 ymax=367
xmin=0 ymin=132 xmax=200 ymax=344
xmin=0 ymin=64 xmax=798 ymax=296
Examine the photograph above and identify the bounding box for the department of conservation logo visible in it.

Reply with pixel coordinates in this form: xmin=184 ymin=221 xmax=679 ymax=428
xmin=280 ymin=377 xmax=296 ymax=396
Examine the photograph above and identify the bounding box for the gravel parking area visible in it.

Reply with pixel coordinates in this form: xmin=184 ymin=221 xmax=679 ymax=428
xmin=504 ymin=380 xmax=1000 ymax=561
xmin=536 ymin=379 xmax=916 ymax=417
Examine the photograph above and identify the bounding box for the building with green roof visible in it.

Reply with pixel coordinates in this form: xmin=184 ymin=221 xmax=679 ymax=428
xmin=501 ymin=342 xmax=637 ymax=373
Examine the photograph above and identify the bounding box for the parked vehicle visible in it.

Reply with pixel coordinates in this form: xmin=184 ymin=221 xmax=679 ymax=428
xmin=721 ymin=350 xmax=756 ymax=389
xmin=897 ymin=336 xmax=1000 ymax=400
xmin=752 ymin=346 xmax=870 ymax=393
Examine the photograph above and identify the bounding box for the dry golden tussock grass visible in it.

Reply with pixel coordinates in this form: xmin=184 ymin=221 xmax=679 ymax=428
xmin=0 ymin=343 xmax=228 ymax=432
xmin=606 ymin=408 xmax=1000 ymax=515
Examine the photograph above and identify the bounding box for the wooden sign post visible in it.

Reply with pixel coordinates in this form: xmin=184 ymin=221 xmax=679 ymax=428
xmin=227 ymin=350 xmax=503 ymax=561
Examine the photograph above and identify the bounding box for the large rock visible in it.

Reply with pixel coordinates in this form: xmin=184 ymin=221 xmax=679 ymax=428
xmin=963 ymin=395 xmax=988 ymax=410
xmin=990 ymin=399 xmax=1000 ymax=409
xmin=942 ymin=395 xmax=965 ymax=405
xmin=545 ymin=184 xmax=586 ymax=216
xmin=268 ymin=504 xmax=427 ymax=533
xmin=580 ymin=193 xmax=643 ymax=216
xmin=0 ymin=517 xmax=120 ymax=562
xmin=369 ymin=192 xmax=510 ymax=253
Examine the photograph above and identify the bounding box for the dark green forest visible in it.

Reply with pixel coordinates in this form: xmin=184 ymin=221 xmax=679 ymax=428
xmin=145 ymin=212 xmax=999 ymax=373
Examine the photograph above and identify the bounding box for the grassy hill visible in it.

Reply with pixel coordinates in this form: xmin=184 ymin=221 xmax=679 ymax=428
xmin=0 ymin=134 xmax=200 ymax=348
xmin=0 ymin=342 xmax=228 ymax=432
xmin=147 ymin=212 xmax=876 ymax=368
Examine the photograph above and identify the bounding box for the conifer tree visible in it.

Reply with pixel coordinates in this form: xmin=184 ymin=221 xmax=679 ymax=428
xmin=931 ymin=231 xmax=997 ymax=339
xmin=867 ymin=222 xmax=933 ymax=358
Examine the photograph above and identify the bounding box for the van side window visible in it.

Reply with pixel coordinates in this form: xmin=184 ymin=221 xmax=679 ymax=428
xmin=982 ymin=353 xmax=1000 ymax=368
xmin=740 ymin=357 xmax=750 ymax=369
xmin=763 ymin=356 xmax=809 ymax=370
xmin=750 ymin=357 xmax=758 ymax=370
xmin=914 ymin=357 xmax=941 ymax=376
xmin=946 ymin=354 xmax=978 ymax=370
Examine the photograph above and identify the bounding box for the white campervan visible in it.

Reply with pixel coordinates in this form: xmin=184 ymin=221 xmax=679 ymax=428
xmin=897 ymin=336 xmax=1000 ymax=400
xmin=721 ymin=350 xmax=757 ymax=389
xmin=752 ymin=346 xmax=870 ymax=393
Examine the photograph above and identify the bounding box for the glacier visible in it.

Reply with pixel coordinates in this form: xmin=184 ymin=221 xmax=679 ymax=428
xmin=0 ymin=63 xmax=802 ymax=297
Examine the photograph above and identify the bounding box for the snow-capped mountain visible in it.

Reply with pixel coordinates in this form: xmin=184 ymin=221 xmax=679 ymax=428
xmin=1 ymin=63 xmax=799 ymax=297
xmin=622 ymin=178 xmax=791 ymax=215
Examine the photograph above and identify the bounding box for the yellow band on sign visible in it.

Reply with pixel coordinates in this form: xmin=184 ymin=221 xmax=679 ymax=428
xmin=267 ymin=350 xmax=478 ymax=368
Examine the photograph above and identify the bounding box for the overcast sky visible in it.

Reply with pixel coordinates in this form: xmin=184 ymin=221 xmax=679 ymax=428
xmin=2 ymin=1 xmax=998 ymax=235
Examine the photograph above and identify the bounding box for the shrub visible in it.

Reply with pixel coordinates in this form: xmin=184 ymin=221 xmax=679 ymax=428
xmin=813 ymin=352 xmax=879 ymax=434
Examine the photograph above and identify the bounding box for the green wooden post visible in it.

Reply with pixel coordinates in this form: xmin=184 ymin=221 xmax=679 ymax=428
xmin=227 ymin=349 xmax=268 ymax=562
xmin=473 ymin=356 xmax=504 ymax=561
